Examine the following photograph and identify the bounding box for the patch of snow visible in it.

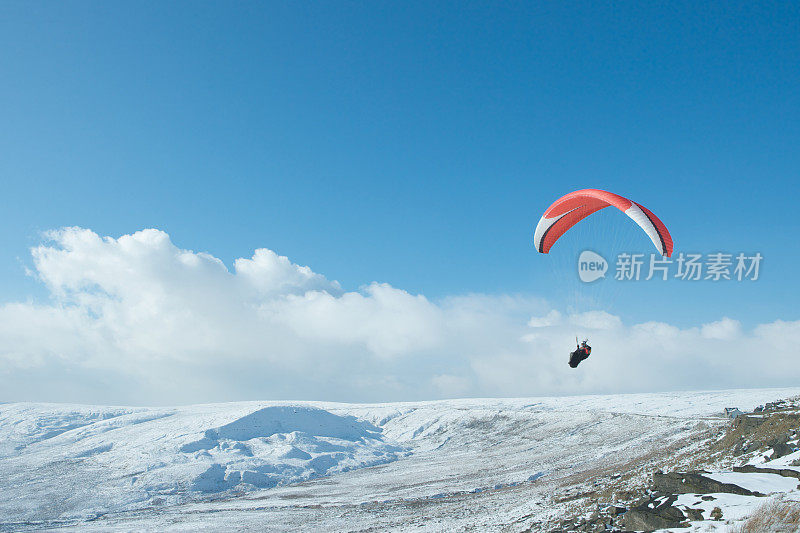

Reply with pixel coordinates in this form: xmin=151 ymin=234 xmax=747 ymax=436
xmin=763 ymin=449 xmax=800 ymax=470
xmin=674 ymin=492 xmax=766 ymax=522
xmin=705 ymin=472 xmax=800 ymax=495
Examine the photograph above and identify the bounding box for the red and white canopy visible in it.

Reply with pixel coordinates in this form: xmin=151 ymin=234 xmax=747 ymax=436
xmin=533 ymin=189 xmax=673 ymax=257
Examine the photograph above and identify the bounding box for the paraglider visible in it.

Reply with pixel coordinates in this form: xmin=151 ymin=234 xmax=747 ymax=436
xmin=569 ymin=338 xmax=591 ymax=368
xmin=534 ymin=189 xmax=673 ymax=368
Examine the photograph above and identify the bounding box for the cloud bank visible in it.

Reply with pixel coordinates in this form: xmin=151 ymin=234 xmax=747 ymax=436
xmin=0 ymin=227 xmax=797 ymax=405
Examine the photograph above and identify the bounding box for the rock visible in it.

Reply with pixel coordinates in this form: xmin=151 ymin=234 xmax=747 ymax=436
xmin=710 ymin=506 xmax=723 ymax=520
xmin=651 ymin=472 xmax=763 ymax=496
xmin=700 ymin=495 xmax=716 ymax=501
xmin=765 ymin=400 xmax=786 ymax=411
xmin=620 ymin=497 xmax=687 ymax=531
xmin=733 ymin=464 xmax=800 ymax=480
xmin=684 ymin=507 xmax=704 ymax=521
xmin=769 ymin=437 xmax=793 ymax=459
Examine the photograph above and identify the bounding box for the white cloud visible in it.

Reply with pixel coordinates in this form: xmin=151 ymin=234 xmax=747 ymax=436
xmin=0 ymin=227 xmax=798 ymax=405
xmin=701 ymin=317 xmax=741 ymax=340
xmin=235 ymin=248 xmax=341 ymax=297
xmin=528 ymin=310 xmax=562 ymax=328
xmin=569 ymin=310 xmax=623 ymax=330
xmin=266 ymin=283 xmax=445 ymax=358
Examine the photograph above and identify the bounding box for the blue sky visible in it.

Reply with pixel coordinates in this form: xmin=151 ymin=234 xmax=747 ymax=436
xmin=1 ymin=2 xmax=798 ymax=329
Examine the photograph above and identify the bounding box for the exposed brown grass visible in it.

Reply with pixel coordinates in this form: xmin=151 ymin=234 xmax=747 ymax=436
xmin=713 ymin=413 xmax=800 ymax=457
xmin=729 ymin=498 xmax=800 ymax=533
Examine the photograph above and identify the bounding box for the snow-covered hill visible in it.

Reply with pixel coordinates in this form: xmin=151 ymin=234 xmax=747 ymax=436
xmin=1 ymin=388 xmax=799 ymax=532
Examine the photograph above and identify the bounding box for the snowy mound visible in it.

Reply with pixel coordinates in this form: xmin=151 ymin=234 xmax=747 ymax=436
xmin=179 ymin=406 xmax=406 ymax=491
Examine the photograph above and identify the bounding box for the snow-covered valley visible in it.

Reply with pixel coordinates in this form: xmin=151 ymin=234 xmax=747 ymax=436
xmin=2 ymin=388 xmax=800 ymax=532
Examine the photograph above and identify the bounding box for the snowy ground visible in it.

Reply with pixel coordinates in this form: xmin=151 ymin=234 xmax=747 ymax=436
xmin=1 ymin=388 xmax=799 ymax=532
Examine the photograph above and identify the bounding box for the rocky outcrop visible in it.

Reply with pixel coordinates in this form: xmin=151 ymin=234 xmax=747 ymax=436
xmin=620 ymin=495 xmax=687 ymax=531
xmin=651 ymin=471 xmax=764 ymax=496
xmin=684 ymin=507 xmax=704 ymax=520
xmin=733 ymin=464 xmax=800 ymax=480
xmin=768 ymin=434 xmax=795 ymax=458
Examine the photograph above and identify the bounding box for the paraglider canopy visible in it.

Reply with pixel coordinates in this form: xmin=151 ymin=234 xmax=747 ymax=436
xmin=533 ymin=189 xmax=673 ymax=257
